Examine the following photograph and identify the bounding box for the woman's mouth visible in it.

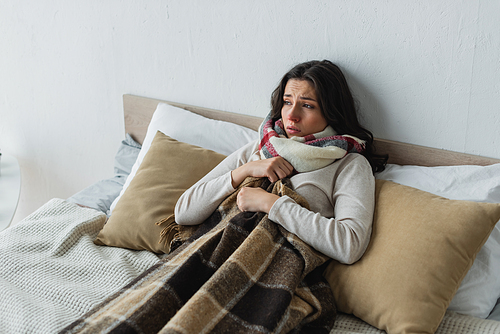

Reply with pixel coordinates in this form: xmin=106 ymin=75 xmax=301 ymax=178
xmin=286 ymin=126 xmax=301 ymax=135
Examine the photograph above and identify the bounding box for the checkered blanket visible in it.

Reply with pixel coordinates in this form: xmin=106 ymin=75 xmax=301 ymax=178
xmin=61 ymin=177 xmax=336 ymax=333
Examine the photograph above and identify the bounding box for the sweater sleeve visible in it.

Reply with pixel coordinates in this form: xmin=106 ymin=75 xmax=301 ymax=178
xmin=268 ymin=155 xmax=375 ymax=264
xmin=174 ymin=140 xmax=259 ymax=225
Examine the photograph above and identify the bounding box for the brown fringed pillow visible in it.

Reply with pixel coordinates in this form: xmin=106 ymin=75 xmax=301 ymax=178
xmin=94 ymin=131 xmax=226 ymax=253
xmin=324 ymin=179 xmax=500 ymax=334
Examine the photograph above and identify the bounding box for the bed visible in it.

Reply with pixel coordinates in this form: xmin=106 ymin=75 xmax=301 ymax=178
xmin=1 ymin=94 xmax=500 ymax=334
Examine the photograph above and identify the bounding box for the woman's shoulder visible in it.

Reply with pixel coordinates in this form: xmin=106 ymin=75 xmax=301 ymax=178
xmin=325 ymin=153 xmax=375 ymax=185
xmin=218 ymin=139 xmax=260 ymax=169
xmin=232 ymin=139 xmax=260 ymax=159
xmin=336 ymin=153 xmax=372 ymax=172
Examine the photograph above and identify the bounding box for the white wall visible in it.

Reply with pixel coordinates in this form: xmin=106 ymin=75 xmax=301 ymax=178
xmin=1 ymin=0 xmax=499 ymax=225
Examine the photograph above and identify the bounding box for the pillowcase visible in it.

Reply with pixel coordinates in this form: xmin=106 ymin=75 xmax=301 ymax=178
xmin=377 ymin=163 xmax=500 ymax=318
xmin=488 ymin=299 xmax=500 ymax=321
xmin=376 ymin=163 xmax=500 ymax=203
xmin=109 ymin=103 xmax=258 ymax=213
xmin=324 ymin=179 xmax=500 ymax=334
xmin=113 ymin=133 xmax=143 ymax=175
xmin=67 ymin=133 xmax=141 ymax=215
xmin=94 ymin=131 xmax=226 ymax=253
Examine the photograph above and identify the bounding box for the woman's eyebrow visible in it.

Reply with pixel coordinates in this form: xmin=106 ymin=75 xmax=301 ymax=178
xmin=283 ymin=93 xmax=317 ymax=102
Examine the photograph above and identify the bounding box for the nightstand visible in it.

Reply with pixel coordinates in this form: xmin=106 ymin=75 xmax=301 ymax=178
xmin=0 ymin=154 xmax=21 ymax=231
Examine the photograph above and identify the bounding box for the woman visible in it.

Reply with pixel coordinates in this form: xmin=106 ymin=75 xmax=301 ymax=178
xmin=175 ymin=60 xmax=386 ymax=264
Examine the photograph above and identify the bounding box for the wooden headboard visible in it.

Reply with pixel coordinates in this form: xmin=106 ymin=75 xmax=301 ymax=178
xmin=123 ymin=94 xmax=500 ymax=167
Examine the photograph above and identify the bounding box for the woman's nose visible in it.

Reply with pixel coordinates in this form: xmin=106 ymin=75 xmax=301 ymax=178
xmin=287 ymin=104 xmax=300 ymax=122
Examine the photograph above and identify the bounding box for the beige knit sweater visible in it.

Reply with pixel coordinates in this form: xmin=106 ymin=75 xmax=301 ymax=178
xmin=175 ymin=140 xmax=375 ymax=264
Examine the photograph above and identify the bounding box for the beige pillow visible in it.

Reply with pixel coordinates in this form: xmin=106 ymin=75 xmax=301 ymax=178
xmin=324 ymin=179 xmax=500 ymax=334
xmin=94 ymin=131 xmax=226 ymax=253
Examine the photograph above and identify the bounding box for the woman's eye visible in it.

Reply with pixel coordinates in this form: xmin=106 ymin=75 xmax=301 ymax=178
xmin=284 ymin=100 xmax=292 ymax=105
xmin=304 ymin=104 xmax=313 ymax=109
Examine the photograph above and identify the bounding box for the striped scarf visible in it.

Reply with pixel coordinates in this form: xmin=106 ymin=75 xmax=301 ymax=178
xmin=259 ymin=113 xmax=366 ymax=172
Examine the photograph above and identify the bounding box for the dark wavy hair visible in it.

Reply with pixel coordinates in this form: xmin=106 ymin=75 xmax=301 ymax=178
xmin=270 ymin=60 xmax=387 ymax=173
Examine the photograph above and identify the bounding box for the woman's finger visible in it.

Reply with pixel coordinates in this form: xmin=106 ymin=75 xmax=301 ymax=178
xmin=274 ymin=158 xmax=293 ymax=179
xmin=267 ymin=171 xmax=279 ymax=183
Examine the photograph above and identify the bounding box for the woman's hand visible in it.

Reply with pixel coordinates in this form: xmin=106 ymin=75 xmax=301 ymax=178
xmin=231 ymin=157 xmax=293 ymax=188
xmin=236 ymin=187 xmax=280 ymax=214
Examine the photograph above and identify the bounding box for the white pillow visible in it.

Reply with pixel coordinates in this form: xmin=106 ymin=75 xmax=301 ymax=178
xmin=110 ymin=103 xmax=258 ymax=213
xmin=376 ymin=163 xmax=500 ymax=318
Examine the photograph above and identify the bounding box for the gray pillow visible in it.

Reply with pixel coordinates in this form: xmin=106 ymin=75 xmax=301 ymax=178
xmin=67 ymin=134 xmax=141 ymax=215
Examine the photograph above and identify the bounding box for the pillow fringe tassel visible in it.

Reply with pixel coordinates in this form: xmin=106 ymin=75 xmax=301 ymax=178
xmin=156 ymin=214 xmax=178 ymax=253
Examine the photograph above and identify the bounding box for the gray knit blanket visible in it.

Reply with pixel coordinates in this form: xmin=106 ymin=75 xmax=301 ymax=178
xmin=0 ymin=199 xmax=160 ymax=333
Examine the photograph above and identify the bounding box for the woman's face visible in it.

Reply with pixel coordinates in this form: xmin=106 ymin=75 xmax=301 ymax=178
xmin=281 ymin=79 xmax=328 ymax=138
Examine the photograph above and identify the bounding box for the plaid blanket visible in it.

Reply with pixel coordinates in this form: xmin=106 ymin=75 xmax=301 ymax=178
xmin=61 ymin=177 xmax=336 ymax=334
